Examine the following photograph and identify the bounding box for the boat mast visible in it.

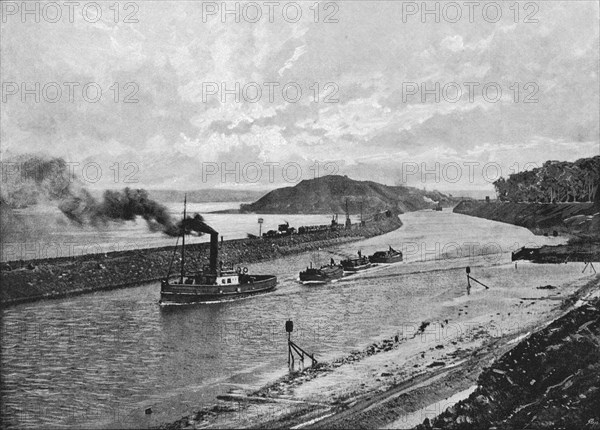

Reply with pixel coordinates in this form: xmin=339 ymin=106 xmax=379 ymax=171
xmin=360 ymin=200 xmax=363 ymax=223
xmin=345 ymin=198 xmax=351 ymax=228
xmin=180 ymin=194 xmax=187 ymax=283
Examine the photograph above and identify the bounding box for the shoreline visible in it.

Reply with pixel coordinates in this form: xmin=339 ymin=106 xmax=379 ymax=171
xmin=0 ymin=212 xmax=402 ymax=307
xmin=160 ymin=271 xmax=599 ymax=430
xmin=453 ymin=200 xmax=600 ymax=263
xmin=452 ymin=201 xmax=597 ymax=236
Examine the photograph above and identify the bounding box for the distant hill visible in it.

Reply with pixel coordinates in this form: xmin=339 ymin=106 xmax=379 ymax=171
xmin=239 ymin=175 xmax=453 ymax=214
xmin=146 ymin=189 xmax=267 ymax=203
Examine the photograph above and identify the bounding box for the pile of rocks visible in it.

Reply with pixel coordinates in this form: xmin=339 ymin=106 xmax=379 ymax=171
xmin=417 ymin=297 xmax=600 ymax=429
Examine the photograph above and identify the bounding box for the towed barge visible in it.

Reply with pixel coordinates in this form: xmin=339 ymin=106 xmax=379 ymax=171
xmin=368 ymin=246 xmax=403 ymax=264
xmin=341 ymin=251 xmax=372 ymax=272
xmin=299 ymin=260 xmax=344 ymax=284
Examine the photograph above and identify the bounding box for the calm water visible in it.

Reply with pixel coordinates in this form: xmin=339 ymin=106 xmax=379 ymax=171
xmin=0 ymin=210 xmax=583 ymax=429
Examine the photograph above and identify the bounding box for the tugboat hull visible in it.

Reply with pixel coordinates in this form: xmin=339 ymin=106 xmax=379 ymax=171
xmin=160 ymin=275 xmax=277 ymax=305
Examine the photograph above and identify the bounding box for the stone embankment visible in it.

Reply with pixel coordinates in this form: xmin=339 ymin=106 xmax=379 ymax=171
xmin=0 ymin=213 xmax=402 ymax=306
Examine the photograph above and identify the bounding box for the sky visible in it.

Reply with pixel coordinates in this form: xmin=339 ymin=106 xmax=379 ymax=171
xmin=1 ymin=1 xmax=599 ymax=193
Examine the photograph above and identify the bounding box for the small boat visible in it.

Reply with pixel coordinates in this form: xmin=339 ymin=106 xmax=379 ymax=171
xmin=300 ymin=261 xmax=344 ymax=284
xmin=160 ymin=197 xmax=277 ymax=305
xmin=435 ymin=203 xmax=443 ymax=211
xmin=369 ymin=246 xmax=403 ymax=264
xmin=341 ymin=251 xmax=372 ymax=272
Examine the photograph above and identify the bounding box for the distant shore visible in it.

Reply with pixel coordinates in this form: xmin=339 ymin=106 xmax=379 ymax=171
xmin=0 ymin=212 xmax=402 ymax=307
xmin=209 ymin=208 xmax=241 ymax=214
xmin=454 ymin=200 xmax=600 ymax=263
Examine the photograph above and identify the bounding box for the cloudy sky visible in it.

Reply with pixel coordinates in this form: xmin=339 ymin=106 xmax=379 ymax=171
xmin=1 ymin=1 xmax=598 ymax=192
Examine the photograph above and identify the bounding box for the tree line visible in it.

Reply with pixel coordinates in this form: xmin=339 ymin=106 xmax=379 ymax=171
xmin=493 ymin=156 xmax=599 ymax=203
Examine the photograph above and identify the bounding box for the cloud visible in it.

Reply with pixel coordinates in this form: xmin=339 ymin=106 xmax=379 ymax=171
xmin=441 ymin=35 xmax=464 ymax=52
xmin=1 ymin=1 xmax=598 ymax=191
xmin=278 ymin=44 xmax=308 ymax=76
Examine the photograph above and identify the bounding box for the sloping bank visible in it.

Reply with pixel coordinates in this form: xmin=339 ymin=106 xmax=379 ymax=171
xmin=453 ymin=200 xmax=597 ymax=235
xmin=453 ymin=201 xmax=600 ymax=263
xmin=0 ymin=212 xmax=402 ymax=307
xmin=417 ymin=293 xmax=600 ymax=430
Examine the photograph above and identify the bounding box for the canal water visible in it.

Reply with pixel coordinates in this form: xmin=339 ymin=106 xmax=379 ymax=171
xmin=0 ymin=210 xmax=585 ymax=428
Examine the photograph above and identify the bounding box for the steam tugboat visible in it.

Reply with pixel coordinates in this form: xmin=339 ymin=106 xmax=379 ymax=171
xmin=341 ymin=251 xmax=372 ymax=272
xmin=160 ymin=198 xmax=277 ymax=305
xmin=299 ymin=259 xmax=344 ymax=284
xmin=369 ymin=246 xmax=403 ymax=264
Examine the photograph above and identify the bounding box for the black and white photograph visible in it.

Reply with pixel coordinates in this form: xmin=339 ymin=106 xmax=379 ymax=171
xmin=1 ymin=1 xmax=599 ymax=428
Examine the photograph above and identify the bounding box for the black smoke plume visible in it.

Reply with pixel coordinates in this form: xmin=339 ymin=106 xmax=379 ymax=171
xmin=181 ymin=213 xmax=213 ymax=235
xmin=1 ymin=155 xmax=74 ymax=208
xmin=59 ymin=187 xmax=178 ymax=235
xmin=1 ymin=154 xmax=177 ymax=235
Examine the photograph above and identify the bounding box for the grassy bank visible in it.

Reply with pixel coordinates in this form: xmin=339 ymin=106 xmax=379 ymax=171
xmin=0 ymin=213 xmax=402 ymax=307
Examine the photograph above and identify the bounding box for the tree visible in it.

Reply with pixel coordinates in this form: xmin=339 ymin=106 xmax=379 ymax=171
xmin=496 ymin=156 xmax=598 ymax=204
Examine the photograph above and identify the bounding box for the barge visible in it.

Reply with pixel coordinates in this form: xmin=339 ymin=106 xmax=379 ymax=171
xmin=300 ymin=260 xmax=344 ymax=284
xmin=368 ymin=246 xmax=403 ymax=264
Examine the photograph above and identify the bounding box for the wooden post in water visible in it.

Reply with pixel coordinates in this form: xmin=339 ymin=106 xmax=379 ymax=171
xmin=583 ymin=261 xmax=596 ymax=274
xmin=466 ymin=266 xmax=490 ymax=293
xmin=466 ymin=266 xmax=471 ymax=295
xmin=286 ymin=320 xmax=293 ymax=371
xmin=285 ymin=320 xmax=317 ymax=372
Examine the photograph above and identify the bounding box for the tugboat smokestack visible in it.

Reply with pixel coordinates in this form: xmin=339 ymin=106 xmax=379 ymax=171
xmin=161 ymin=201 xmax=278 ymax=305
xmin=209 ymin=232 xmax=218 ymax=273
xmin=183 ymin=214 xmax=219 ymax=273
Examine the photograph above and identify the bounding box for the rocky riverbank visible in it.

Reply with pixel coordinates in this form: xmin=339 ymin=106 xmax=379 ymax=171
xmin=454 ymin=200 xmax=600 ymax=264
xmin=513 ymin=240 xmax=600 ymax=264
xmin=453 ymin=200 xmax=597 ymax=236
xmin=0 ymin=212 xmax=402 ymax=306
xmin=416 ymin=290 xmax=600 ymax=429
